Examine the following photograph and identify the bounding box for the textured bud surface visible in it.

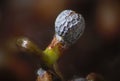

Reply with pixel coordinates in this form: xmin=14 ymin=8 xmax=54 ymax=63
xmin=55 ymin=10 xmax=85 ymax=45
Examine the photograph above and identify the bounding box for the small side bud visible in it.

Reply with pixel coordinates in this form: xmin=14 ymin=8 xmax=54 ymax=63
xmin=86 ymin=73 xmax=105 ymax=81
xmin=37 ymin=68 xmax=52 ymax=81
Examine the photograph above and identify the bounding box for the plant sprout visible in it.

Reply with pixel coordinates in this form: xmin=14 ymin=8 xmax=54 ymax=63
xmin=16 ymin=9 xmax=88 ymax=81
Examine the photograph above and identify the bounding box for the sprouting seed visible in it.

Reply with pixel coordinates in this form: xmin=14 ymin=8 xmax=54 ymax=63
xmin=16 ymin=10 xmax=86 ymax=81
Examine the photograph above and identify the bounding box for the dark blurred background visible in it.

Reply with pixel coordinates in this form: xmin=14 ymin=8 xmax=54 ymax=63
xmin=0 ymin=0 xmax=120 ymax=81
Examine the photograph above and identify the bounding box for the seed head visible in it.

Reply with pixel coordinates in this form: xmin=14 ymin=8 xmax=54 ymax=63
xmin=55 ymin=10 xmax=85 ymax=46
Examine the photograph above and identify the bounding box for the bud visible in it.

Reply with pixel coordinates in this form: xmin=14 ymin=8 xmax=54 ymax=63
xmin=55 ymin=10 xmax=85 ymax=46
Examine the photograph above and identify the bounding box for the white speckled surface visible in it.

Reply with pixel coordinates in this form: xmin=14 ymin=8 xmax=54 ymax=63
xmin=55 ymin=10 xmax=85 ymax=46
